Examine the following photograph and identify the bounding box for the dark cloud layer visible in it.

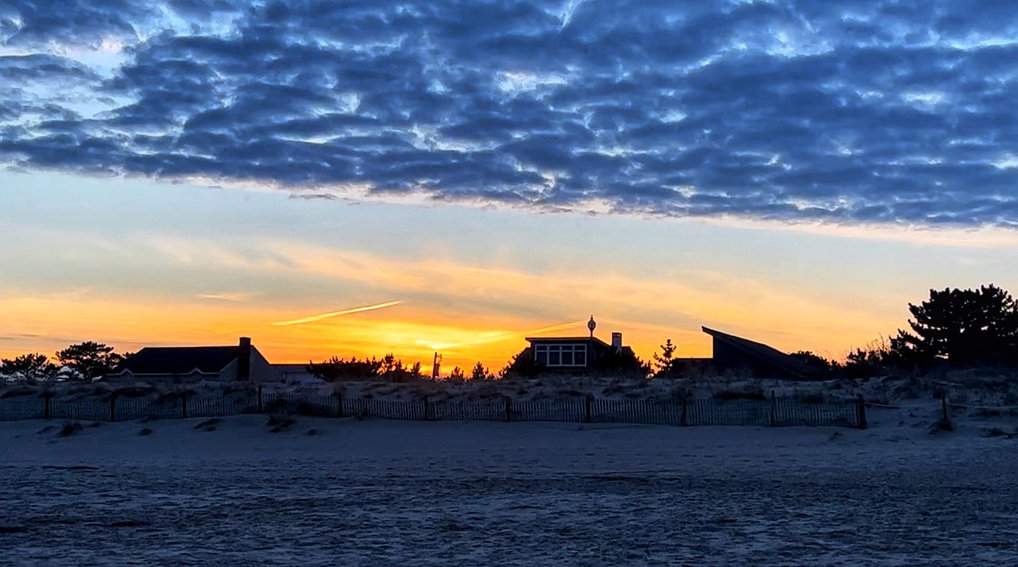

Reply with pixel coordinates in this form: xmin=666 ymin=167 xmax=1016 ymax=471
xmin=3 ymin=0 xmax=1018 ymax=227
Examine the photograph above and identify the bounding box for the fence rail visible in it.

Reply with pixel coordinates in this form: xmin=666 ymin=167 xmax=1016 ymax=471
xmin=0 ymin=391 xmax=868 ymax=428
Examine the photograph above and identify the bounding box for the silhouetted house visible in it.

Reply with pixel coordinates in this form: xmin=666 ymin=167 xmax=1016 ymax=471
xmin=672 ymin=327 xmax=815 ymax=379
xmin=108 ymin=337 xmax=276 ymax=383
xmin=272 ymin=364 xmax=327 ymax=385
xmin=523 ymin=331 xmax=635 ymax=373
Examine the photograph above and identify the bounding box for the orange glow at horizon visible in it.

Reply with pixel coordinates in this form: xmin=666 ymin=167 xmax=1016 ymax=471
xmin=0 ymin=293 xmax=895 ymax=377
xmin=0 ymin=237 xmax=905 ymax=374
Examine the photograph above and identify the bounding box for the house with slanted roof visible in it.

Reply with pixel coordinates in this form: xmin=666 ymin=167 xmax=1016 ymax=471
xmin=669 ymin=326 xmax=816 ymax=379
xmin=107 ymin=337 xmax=277 ymax=383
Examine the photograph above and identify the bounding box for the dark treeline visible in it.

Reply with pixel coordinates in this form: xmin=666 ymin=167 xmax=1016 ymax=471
xmin=309 ymin=341 xmax=650 ymax=383
xmin=306 ymin=354 xmax=423 ymax=383
xmin=643 ymin=284 xmax=1018 ymax=380
xmin=307 ymin=355 xmax=499 ymax=383
xmin=306 ymin=284 xmax=1018 ymax=382
xmin=783 ymin=284 xmax=1018 ymax=379
xmin=0 ymin=341 xmax=130 ymax=383
xmin=8 ymin=284 xmax=1018 ymax=385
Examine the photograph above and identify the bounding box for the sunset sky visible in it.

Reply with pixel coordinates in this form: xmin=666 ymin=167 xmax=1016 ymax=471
xmin=4 ymin=1 xmax=1018 ymax=372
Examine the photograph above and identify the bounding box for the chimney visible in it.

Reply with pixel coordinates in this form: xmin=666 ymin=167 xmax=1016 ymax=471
xmin=611 ymin=332 xmax=623 ymax=351
xmin=237 ymin=337 xmax=252 ymax=381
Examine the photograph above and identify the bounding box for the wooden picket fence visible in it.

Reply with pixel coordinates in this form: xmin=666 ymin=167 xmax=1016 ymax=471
xmin=0 ymin=390 xmax=868 ymax=428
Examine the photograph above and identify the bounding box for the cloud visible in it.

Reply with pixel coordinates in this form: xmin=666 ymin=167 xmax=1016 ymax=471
xmin=4 ymin=1 xmax=1018 ymax=227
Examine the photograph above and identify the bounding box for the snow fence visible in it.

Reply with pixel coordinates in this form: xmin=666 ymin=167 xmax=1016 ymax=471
xmin=0 ymin=390 xmax=867 ymax=428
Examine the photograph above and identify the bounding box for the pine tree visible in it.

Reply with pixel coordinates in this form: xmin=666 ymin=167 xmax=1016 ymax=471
xmin=55 ymin=342 xmax=127 ymax=381
xmin=653 ymin=339 xmax=677 ymax=374
xmin=469 ymin=362 xmax=490 ymax=381
xmin=890 ymin=285 xmax=1018 ymax=368
xmin=0 ymin=353 xmax=57 ymax=382
xmin=448 ymin=366 xmax=466 ymax=383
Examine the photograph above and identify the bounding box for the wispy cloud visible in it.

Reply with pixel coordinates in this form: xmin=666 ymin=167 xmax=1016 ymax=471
xmin=195 ymin=292 xmax=257 ymax=303
xmin=272 ymin=300 xmax=403 ymax=327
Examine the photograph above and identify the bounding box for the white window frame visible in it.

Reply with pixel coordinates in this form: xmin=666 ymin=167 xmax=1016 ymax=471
xmin=534 ymin=343 xmax=588 ymax=367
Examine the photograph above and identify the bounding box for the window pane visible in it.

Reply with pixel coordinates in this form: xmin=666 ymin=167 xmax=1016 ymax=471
xmin=561 ymin=351 xmax=574 ymax=365
xmin=549 ymin=351 xmax=561 ymax=365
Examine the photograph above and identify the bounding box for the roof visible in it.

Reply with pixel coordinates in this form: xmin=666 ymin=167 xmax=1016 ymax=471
xmin=525 ymin=336 xmax=612 ymax=348
xmin=702 ymin=326 xmax=813 ymax=378
xmin=118 ymin=346 xmax=240 ymax=375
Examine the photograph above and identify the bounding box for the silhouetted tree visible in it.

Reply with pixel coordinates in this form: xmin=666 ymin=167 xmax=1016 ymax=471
xmin=889 ymin=285 xmax=1018 ymax=368
xmin=366 ymin=353 xmax=424 ymax=382
xmin=595 ymin=348 xmax=651 ymax=377
xmin=379 ymin=353 xmax=398 ymax=375
xmin=0 ymin=353 xmax=57 ymax=382
xmin=839 ymin=337 xmax=894 ymax=378
xmin=501 ymin=350 xmax=541 ymax=378
xmin=56 ymin=342 xmax=127 ymax=381
xmin=307 ymin=356 xmax=383 ymax=381
xmin=652 ymin=339 xmax=677 ymax=375
xmin=789 ymin=350 xmax=833 ymax=377
xmin=448 ymin=366 xmax=465 ymax=383
xmin=469 ymin=362 xmax=491 ymax=381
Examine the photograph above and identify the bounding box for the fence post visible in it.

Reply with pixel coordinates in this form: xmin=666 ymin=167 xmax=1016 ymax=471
xmin=335 ymin=390 xmax=344 ymax=418
xmin=856 ymin=395 xmax=867 ymax=429
xmin=504 ymin=396 xmax=512 ymax=422
xmin=257 ymin=385 xmax=263 ymax=413
xmin=769 ymin=390 xmax=776 ymax=426
xmin=680 ymin=397 xmax=688 ymax=427
xmin=584 ymin=395 xmax=592 ymax=423
xmin=181 ymin=394 xmax=188 ymax=419
xmin=424 ymin=396 xmax=431 ymax=421
xmin=941 ymin=395 xmax=952 ymax=430
xmin=43 ymin=394 xmax=51 ymax=420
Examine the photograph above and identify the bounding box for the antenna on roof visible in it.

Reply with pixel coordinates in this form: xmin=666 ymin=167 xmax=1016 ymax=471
xmin=587 ymin=315 xmax=597 ymax=338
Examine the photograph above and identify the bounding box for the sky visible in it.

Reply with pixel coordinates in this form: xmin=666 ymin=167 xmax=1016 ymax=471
xmin=4 ymin=1 xmax=1018 ymax=372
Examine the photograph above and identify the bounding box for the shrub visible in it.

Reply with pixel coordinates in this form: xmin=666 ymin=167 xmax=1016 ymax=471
xmin=58 ymin=422 xmax=83 ymax=437
xmin=713 ymin=388 xmax=766 ymax=401
xmin=929 ymin=416 xmax=953 ymax=434
xmin=193 ymin=418 xmax=220 ymax=432
xmin=982 ymin=427 xmax=1010 ymax=438
xmin=267 ymin=414 xmax=296 ymax=432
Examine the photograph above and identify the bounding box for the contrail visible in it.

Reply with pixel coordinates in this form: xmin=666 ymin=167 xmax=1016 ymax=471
xmin=272 ymin=300 xmax=402 ymax=326
xmin=524 ymin=320 xmax=586 ymax=336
